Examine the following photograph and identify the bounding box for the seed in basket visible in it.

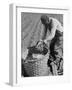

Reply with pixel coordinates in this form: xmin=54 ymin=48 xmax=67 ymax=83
xmin=32 ymin=54 xmax=45 ymax=59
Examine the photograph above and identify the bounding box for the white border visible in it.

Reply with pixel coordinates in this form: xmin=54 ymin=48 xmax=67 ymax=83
xmin=9 ymin=4 xmax=17 ymax=86
xmin=10 ymin=4 xmax=70 ymax=86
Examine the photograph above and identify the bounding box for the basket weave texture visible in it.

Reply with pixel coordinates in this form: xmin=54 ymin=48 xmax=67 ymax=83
xmin=23 ymin=53 xmax=49 ymax=76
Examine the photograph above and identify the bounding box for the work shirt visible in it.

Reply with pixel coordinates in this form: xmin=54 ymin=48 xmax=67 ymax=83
xmin=40 ymin=17 xmax=63 ymax=42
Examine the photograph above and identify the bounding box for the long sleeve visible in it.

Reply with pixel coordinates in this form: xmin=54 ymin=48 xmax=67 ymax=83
xmin=45 ymin=20 xmax=57 ymax=41
xmin=44 ymin=18 xmax=63 ymax=42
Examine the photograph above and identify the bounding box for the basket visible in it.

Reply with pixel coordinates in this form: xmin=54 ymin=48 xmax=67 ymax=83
xmin=22 ymin=53 xmax=49 ymax=76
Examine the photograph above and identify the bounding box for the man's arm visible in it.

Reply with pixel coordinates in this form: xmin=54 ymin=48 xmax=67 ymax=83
xmin=44 ymin=18 xmax=63 ymax=43
xmin=44 ymin=22 xmax=57 ymax=43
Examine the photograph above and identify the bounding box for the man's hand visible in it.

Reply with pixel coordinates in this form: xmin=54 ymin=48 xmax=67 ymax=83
xmin=44 ymin=40 xmax=47 ymax=44
xmin=36 ymin=40 xmax=44 ymax=51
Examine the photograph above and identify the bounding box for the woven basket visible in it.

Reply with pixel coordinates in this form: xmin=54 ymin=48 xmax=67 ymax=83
xmin=22 ymin=53 xmax=49 ymax=76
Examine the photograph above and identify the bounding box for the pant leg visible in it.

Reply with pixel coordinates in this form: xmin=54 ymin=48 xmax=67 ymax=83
xmin=50 ymin=30 xmax=63 ymax=60
xmin=48 ymin=30 xmax=63 ymax=75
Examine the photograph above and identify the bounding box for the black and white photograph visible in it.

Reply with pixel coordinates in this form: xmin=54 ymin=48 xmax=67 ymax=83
xmin=21 ymin=13 xmax=63 ymax=77
xmin=9 ymin=4 xmax=71 ymax=86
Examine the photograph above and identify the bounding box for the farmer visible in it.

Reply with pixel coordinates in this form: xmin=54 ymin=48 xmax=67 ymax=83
xmin=39 ymin=15 xmax=63 ymax=75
